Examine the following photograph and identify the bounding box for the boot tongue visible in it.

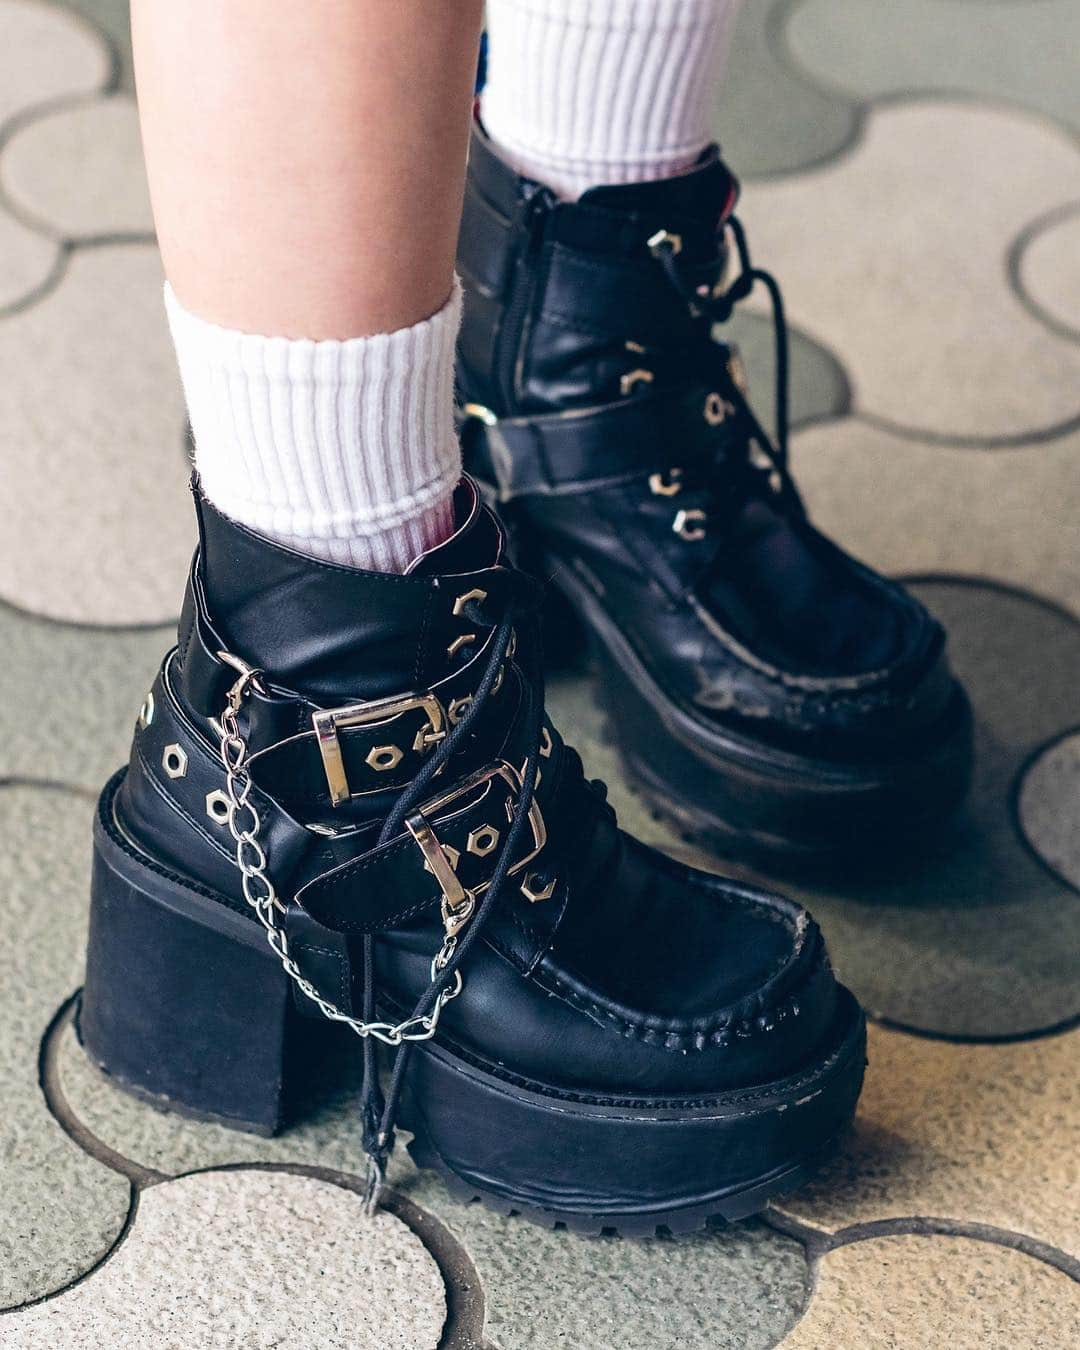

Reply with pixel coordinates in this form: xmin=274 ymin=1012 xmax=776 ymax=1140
xmin=196 ymin=480 xmax=502 ymax=703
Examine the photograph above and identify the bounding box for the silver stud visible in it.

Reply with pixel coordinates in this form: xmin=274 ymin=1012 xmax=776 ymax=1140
xmin=137 ymin=689 xmax=155 ymax=730
xmin=467 ymin=825 xmax=500 ymax=857
xmin=162 ymin=744 xmax=188 ymax=779
xmin=366 ymin=744 xmax=403 ymax=772
xmin=205 ymin=790 xmax=231 ymax=825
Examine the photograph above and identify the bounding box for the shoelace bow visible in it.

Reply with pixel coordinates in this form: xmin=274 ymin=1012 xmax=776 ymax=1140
xmin=360 ymin=581 xmax=548 ymax=1210
xmin=647 ymin=214 xmax=804 ymax=524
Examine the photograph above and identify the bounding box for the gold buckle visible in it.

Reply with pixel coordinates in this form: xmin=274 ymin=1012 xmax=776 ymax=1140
xmin=405 ymin=761 xmax=546 ymax=918
xmin=312 ymin=692 xmax=446 ymax=806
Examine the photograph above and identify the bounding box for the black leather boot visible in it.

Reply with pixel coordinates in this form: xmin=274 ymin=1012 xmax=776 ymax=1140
xmin=80 ymin=479 xmax=865 ymax=1233
xmin=456 ymin=124 xmax=973 ymax=863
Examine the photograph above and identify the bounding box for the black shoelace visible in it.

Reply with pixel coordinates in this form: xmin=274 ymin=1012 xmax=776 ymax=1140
xmin=360 ymin=585 xmax=545 ymax=1210
xmin=647 ymin=214 xmax=804 ymax=521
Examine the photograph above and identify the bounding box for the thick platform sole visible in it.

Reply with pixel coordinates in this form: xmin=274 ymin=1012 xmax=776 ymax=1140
xmin=541 ymin=562 xmax=974 ymax=867
xmin=81 ymin=772 xmax=866 ymax=1232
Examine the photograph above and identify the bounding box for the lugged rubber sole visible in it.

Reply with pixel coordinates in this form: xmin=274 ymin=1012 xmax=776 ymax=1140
xmin=81 ymin=771 xmax=866 ymax=1232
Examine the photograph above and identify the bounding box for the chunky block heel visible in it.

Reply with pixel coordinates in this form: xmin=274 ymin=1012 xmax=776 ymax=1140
xmin=79 ymin=773 xmax=307 ymax=1136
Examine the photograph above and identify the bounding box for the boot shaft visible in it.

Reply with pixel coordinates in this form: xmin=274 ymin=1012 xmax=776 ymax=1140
xmin=456 ymin=121 xmax=739 ymax=418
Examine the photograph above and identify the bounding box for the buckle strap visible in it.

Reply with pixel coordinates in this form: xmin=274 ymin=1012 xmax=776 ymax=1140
xmin=295 ymin=757 xmax=550 ymax=935
xmin=460 ymin=384 xmax=729 ymax=503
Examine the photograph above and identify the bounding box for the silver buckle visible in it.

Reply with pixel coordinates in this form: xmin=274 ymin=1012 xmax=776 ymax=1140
xmin=312 ymin=692 xmax=446 ymax=806
xmin=405 ymin=761 xmax=546 ymax=920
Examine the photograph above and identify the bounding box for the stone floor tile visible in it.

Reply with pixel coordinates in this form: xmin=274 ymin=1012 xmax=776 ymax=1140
xmin=789 ymin=418 xmax=1080 ymax=621
xmin=773 ymin=1023 xmax=1080 ymax=1257
xmin=0 ymin=1170 xmax=447 ymax=1349
xmin=60 ymin=1021 xmax=808 ymax=1350
xmin=0 ymin=203 xmax=57 ymax=313
xmin=737 ymin=102 xmax=1080 ymax=440
xmin=402 ymin=1169 xmax=808 ymax=1350
xmin=1017 ymin=730 xmax=1080 ymax=891
xmin=58 ymin=1014 xmax=366 ymax=1177
xmin=2 ymin=95 xmax=152 ymax=239
xmin=786 ymin=0 xmax=1080 ymax=139
xmin=551 ymin=581 xmax=1080 ymax=1039
xmin=63 ymin=0 xmax=132 ymax=92
xmin=1 ymin=605 xmax=172 ymax=791
xmin=780 ymin=1232 xmax=1080 ymax=1349
xmin=726 ymin=310 xmax=850 ymax=440
xmin=713 ymin=0 xmax=859 ymax=178
xmin=0 ymin=0 xmax=108 ymax=128
xmin=1016 ymin=200 xmax=1080 ymax=342
xmin=0 ymin=785 xmax=131 ymax=1309
xmin=0 ymin=242 xmax=191 ymax=625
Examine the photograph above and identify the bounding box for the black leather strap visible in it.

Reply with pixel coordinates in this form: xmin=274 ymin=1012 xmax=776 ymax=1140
xmin=460 ymin=384 xmax=726 ymax=502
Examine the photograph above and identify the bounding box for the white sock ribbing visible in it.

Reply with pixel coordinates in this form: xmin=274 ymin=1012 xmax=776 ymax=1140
xmin=164 ymin=282 xmax=462 ymax=574
xmin=482 ymin=0 xmax=738 ymax=200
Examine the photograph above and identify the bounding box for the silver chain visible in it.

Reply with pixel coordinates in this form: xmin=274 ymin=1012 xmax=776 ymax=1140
xmin=216 ymin=662 xmax=464 ymax=1047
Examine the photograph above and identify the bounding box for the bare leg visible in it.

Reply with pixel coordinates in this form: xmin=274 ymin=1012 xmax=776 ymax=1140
xmin=133 ymin=0 xmax=483 ymax=338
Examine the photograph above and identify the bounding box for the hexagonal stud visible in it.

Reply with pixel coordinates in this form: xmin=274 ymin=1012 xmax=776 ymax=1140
xmin=452 ymin=588 xmax=488 ymax=618
xmin=162 ymin=743 xmax=188 ymax=779
xmin=448 ymin=695 xmax=473 ymax=725
xmin=137 ymin=689 xmax=155 ymax=730
xmin=366 ymin=744 xmax=403 ymax=772
xmin=521 ymin=870 xmax=557 ymax=903
xmin=423 ymin=843 xmax=461 ymax=877
xmin=205 ymin=790 xmax=231 ymax=825
xmin=467 ymin=825 xmax=500 ymax=858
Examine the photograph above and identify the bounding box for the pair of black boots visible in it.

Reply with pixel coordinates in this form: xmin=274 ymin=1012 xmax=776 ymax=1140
xmin=80 ymin=127 xmax=971 ymax=1233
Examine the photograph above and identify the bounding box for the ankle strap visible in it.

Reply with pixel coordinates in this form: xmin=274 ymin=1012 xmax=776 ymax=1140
xmin=460 ymin=383 xmax=732 ymax=502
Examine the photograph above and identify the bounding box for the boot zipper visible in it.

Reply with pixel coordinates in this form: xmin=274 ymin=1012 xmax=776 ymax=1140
xmin=496 ymin=185 xmax=554 ymax=413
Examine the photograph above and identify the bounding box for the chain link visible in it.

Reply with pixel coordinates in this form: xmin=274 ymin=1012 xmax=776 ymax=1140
xmin=216 ymin=665 xmax=464 ymax=1047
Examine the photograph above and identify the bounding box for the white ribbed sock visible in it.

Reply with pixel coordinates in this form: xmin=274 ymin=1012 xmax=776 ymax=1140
xmin=164 ymin=282 xmax=462 ymax=574
xmin=482 ymin=0 xmax=739 ymax=200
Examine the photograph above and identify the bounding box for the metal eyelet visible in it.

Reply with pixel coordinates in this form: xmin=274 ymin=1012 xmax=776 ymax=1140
xmin=366 ymin=744 xmax=403 ymax=772
xmin=521 ymin=870 xmax=557 ymax=903
xmin=540 ymin=726 xmax=553 ymax=758
xmin=447 ymin=633 xmax=476 ymax=660
xmin=619 ymin=368 xmax=654 ymax=396
xmin=452 ymin=588 xmax=488 ymax=617
xmin=647 ymin=228 xmax=683 ymax=256
xmin=137 ymin=690 xmax=155 ymax=730
xmin=448 ymin=695 xmax=473 ymax=725
xmin=673 ymin=508 xmax=708 ymax=541
xmin=467 ymin=825 xmax=500 ymax=857
xmin=162 ymin=744 xmax=188 ymax=779
xmin=648 ymin=469 xmax=683 ymax=498
xmin=704 ymin=392 xmax=732 ymax=426
xmin=205 ymin=790 xmax=231 ymax=825
xmin=462 ymin=402 xmax=498 ymax=426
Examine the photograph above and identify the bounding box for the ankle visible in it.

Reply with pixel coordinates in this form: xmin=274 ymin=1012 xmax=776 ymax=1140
xmin=165 ymin=281 xmax=462 ymax=574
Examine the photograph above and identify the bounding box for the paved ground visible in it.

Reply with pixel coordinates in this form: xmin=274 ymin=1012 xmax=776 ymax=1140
xmin=0 ymin=1 xmax=1077 ymax=1345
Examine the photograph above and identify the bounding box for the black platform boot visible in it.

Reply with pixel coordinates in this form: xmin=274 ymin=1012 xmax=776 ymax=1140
xmin=456 ymin=124 xmax=973 ymax=863
xmin=80 ymin=479 xmax=865 ymax=1232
